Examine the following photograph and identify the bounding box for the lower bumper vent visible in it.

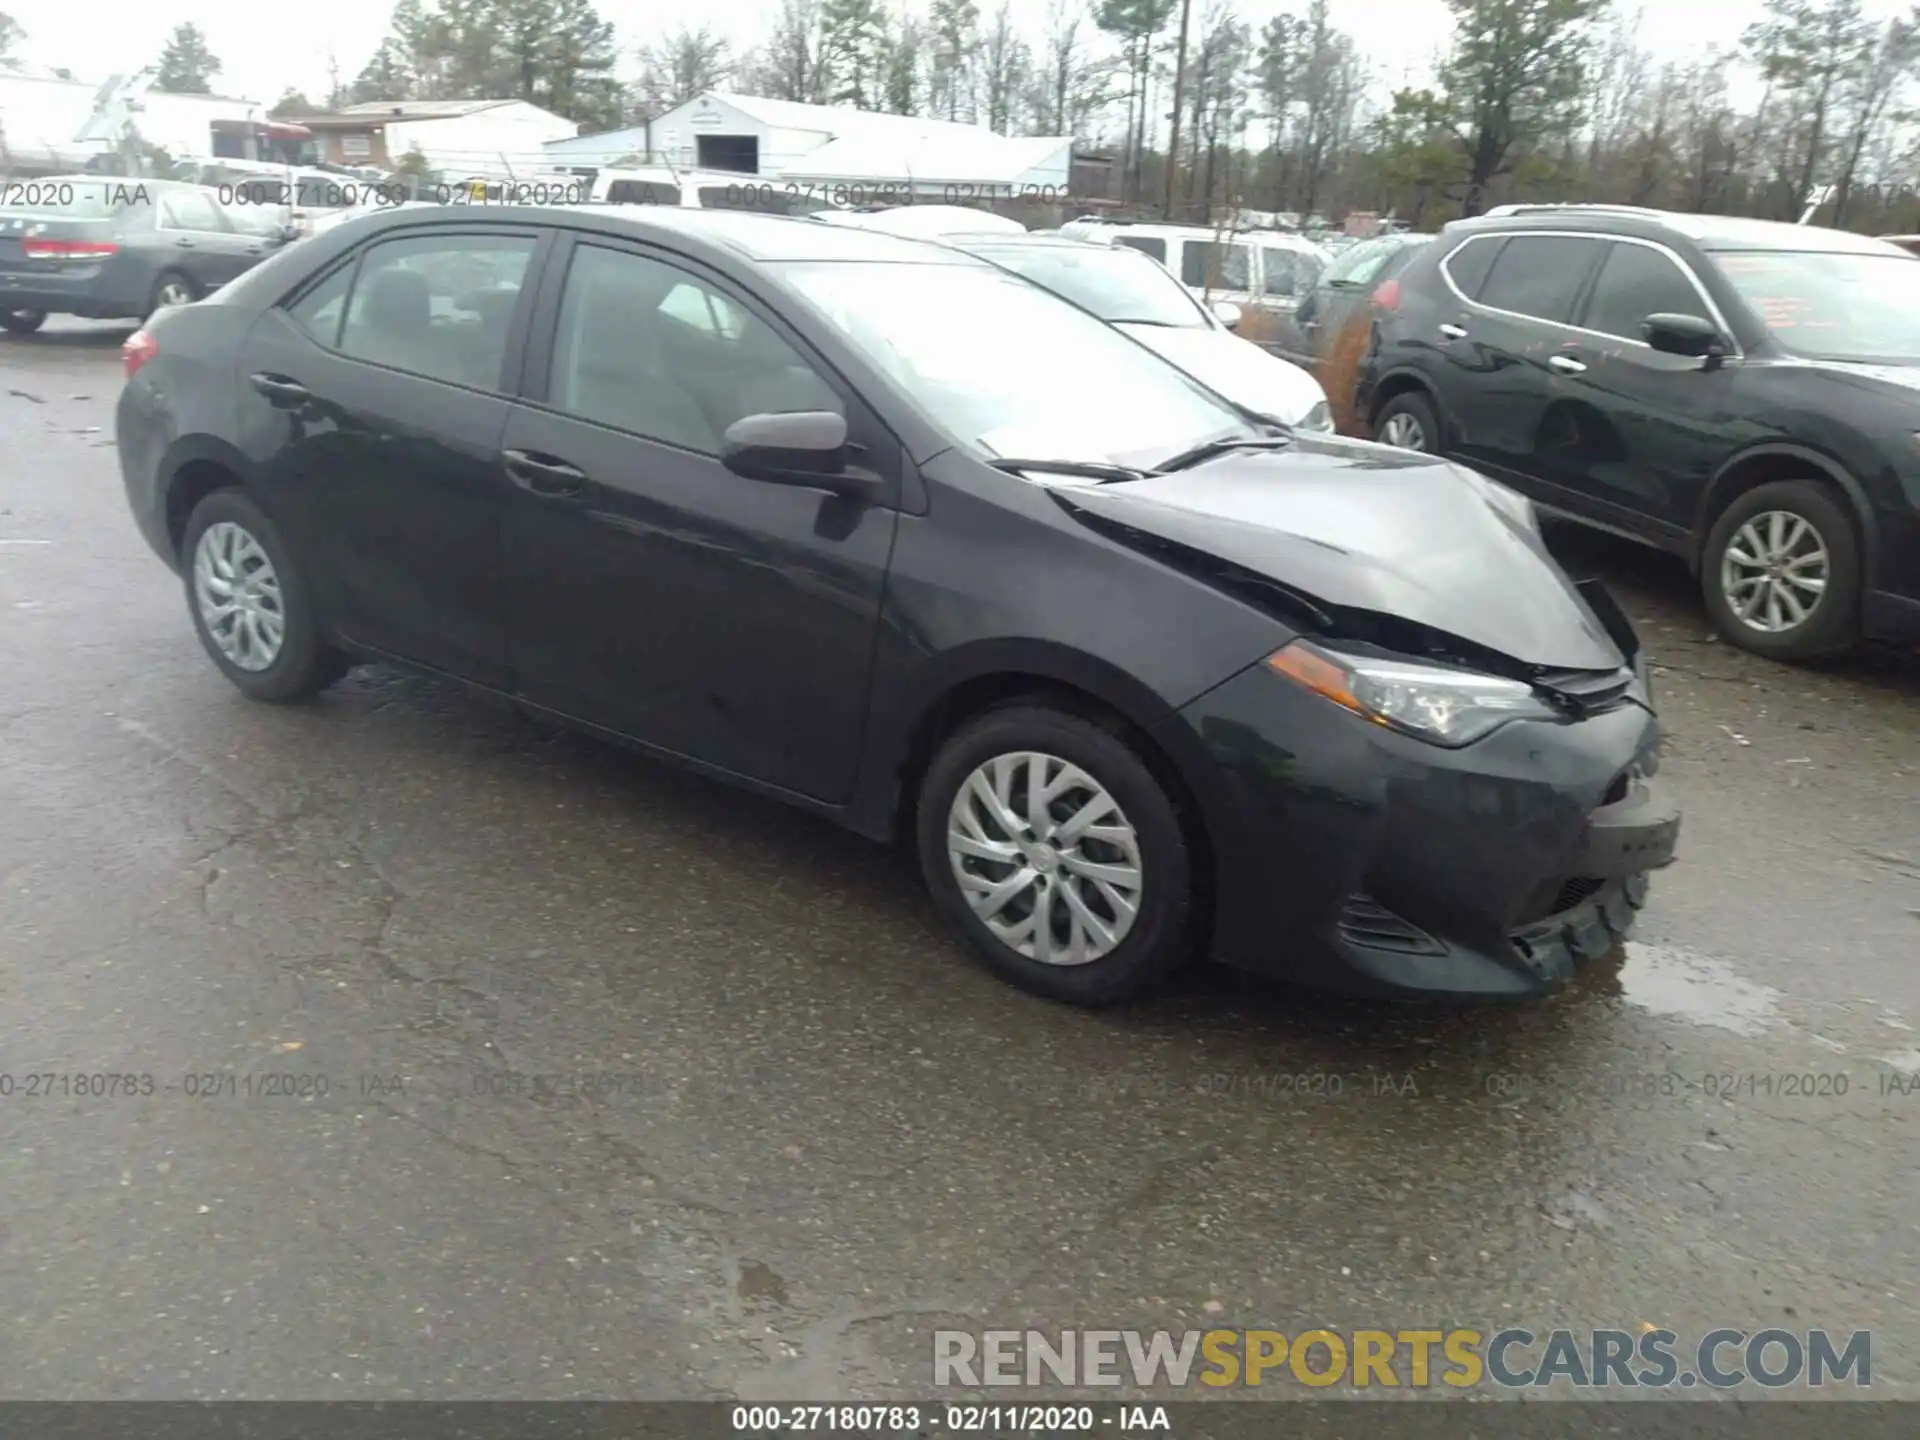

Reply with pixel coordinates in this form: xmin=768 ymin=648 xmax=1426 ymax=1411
xmin=1338 ymin=894 xmax=1448 ymax=956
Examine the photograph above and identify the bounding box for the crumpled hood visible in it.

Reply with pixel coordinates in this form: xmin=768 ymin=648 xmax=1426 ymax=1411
xmin=1117 ymin=323 xmax=1326 ymax=424
xmin=1051 ymin=440 xmax=1625 ymax=671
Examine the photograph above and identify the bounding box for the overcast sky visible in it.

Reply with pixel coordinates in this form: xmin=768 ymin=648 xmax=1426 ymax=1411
xmin=4 ymin=0 xmax=1915 ymax=116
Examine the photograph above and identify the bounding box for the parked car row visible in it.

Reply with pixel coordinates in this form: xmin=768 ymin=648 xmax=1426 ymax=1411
xmin=112 ymin=203 xmax=1682 ymax=1008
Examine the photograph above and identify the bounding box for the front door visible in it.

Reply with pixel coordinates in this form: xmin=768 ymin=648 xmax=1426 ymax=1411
xmin=235 ymin=225 xmax=547 ymax=687
xmin=1536 ymin=237 xmax=1741 ymax=538
xmin=498 ymin=236 xmax=899 ymax=802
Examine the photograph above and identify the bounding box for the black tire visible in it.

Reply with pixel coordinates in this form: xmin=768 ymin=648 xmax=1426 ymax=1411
xmin=148 ymin=270 xmax=197 ymax=320
xmin=915 ymin=703 xmax=1196 ymax=1007
xmin=1 ymin=309 xmax=47 ymax=335
xmin=1372 ymin=389 xmax=1439 ymax=452
xmin=180 ymin=488 xmax=352 ymax=702
xmin=1700 ymin=479 xmax=1862 ymax=662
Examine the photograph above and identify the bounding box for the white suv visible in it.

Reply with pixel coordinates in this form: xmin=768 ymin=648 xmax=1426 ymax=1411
xmin=1056 ymin=219 xmax=1330 ymax=321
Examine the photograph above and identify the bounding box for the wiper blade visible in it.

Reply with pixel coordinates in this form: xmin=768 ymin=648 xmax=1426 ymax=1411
xmin=987 ymin=457 xmax=1152 ymax=485
xmin=1153 ymin=434 xmax=1296 ymax=474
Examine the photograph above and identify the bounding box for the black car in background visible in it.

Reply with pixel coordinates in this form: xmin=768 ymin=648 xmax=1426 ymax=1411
xmin=0 ymin=176 xmax=295 ymax=334
xmin=1356 ymin=204 xmax=1920 ymax=662
xmin=115 ymin=205 xmax=1679 ymax=1007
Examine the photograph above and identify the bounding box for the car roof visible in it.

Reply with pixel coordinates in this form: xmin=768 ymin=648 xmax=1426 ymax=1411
xmin=365 ymin=202 xmax=986 ymax=265
xmin=948 ymin=232 xmax=1136 ymax=252
xmin=1451 ymin=205 xmax=1905 ymax=255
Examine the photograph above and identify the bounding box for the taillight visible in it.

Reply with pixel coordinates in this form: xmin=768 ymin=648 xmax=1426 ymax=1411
xmin=23 ymin=238 xmax=119 ymax=260
xmin=123 ymin=329 xmax=158 ymax=379
xmin=1372 ymin=278 xmax=1402 ymax=311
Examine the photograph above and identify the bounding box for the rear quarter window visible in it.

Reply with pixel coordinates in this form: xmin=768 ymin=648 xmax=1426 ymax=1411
xmin=1439 ymin=235 xmax=1503 ymax=300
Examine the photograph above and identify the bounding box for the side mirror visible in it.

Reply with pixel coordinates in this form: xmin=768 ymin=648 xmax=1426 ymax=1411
xmin=721 ymin=410 xmax=867 ymax=492
xmin=1212 ymin=301 xmax=1242 ymax=331
xmin=1642 ymin=312 xmax=1727 ymax=360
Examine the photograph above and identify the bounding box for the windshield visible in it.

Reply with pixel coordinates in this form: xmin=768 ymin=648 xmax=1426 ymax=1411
xmin=778 ymin=261 xmax=1254 ymax=465
xmin=968 ymin=244 xmax=1210 ymax=328
xmin=1712 ymin=248 xmax=1920 ymax=362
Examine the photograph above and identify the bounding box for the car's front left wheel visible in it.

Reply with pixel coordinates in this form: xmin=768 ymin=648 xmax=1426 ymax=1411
xmin=915 ymin=703 xmax=1196 ymax=1006
xmin=1 ymin=308 xmax=47 ymax=335
xmin=181 ymin=488 xmax=351 ymax=702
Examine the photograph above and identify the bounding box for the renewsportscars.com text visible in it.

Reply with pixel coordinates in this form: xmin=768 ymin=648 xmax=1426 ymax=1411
xmin=932 ymin=1327 xmax=1872 ymax=1390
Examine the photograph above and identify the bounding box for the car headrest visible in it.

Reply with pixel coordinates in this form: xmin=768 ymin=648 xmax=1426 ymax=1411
xmin=362 ymin=266 xmax=432 ymax=334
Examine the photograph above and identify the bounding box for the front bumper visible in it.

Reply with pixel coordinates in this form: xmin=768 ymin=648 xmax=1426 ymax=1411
xmin=1159 ymin=659 xmax=1678 ymax=997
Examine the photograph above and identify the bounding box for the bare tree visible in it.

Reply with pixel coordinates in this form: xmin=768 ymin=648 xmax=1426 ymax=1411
xmin=979 ymin=1 xmax=1032 ymax=133
xmin=633 ymin=24 xmax=734 ymax=116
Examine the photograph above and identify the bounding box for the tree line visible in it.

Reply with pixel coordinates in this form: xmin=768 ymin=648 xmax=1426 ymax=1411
xmin=13 ymin=0 xmax=1920 ymax=234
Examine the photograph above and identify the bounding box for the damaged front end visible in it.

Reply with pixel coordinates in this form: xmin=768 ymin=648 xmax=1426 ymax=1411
xmin=1047 ymin=453 xmax=1681 ymax=995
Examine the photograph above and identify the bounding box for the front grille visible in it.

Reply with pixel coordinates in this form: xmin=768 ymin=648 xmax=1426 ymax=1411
xmin=1337 ymin=894 xmax=1448 ymax=956
xmin=1537 ymin=666 xmax=1634 ymax=715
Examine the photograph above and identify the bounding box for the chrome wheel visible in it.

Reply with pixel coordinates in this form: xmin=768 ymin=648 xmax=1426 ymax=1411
xmin=1380 ymin=412 xmax=1426 ymax=450
xmin=946 ymin=751 xmax=1144 ymax=966
xmin=192 ymin=521 xmax=285 ymax=671
xmin=153 ymin=277 xmax=193 ymax=311
xmin=1720 ymin=509 xmax=1830 ymax=634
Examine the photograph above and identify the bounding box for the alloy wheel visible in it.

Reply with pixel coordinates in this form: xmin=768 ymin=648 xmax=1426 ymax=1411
xmin=946 ymin=751 xmax=1144 ymax=966
xmin=192 ymin=521 xmax=285 ymax=671
xmin=1719 ymin=509 xmax=1830 ymax=634
xmin=154 ymin=279 xmax=194 ymax=310
xmin=1380 ymin=412 xmax=1426 ymax=450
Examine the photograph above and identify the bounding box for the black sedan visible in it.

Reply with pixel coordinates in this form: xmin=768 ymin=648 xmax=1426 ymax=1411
xmin=1 ymin=176 xmax=294 ymax=334
xmin=114 ymin=205 xmax=1680 ymax=1005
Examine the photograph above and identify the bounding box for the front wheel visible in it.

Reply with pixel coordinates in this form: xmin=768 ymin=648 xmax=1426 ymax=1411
xmin=181 ymin=488 xmax=352 ymax=702
xmin=1701 ymin=479 xmax=1862 ymax=662
xmin=915 ymin=704 xmax=1195 ymax=1007
xmin=0 ymin=308 xmax=47 ymax=335
xmin=1372 ymin=391 xmax=1438 ymax=452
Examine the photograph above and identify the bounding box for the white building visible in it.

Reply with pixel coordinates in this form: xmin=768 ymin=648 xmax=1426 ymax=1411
xmin=289 ymin=99 xmax=580 ymax=177
xmin=544 ymin=92 xmax=1074 ymax=198
xmin=0 ymin=74 xmax=270 ymax=173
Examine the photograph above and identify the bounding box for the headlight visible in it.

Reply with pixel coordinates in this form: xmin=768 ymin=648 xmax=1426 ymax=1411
xmin=1265 ymin=639 xmax=1559 ymax=747
xmin=1297 ymin=399 xmax=1334 ymax=432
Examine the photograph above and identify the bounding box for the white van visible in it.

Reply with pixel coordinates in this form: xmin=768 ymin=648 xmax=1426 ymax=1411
xmin=1056 ymin=219 xmax=1331 ymax=319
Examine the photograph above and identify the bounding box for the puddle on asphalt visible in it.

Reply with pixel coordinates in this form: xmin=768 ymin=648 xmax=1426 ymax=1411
xmin=1614 ymin=942 xmax=1783 ymax=1036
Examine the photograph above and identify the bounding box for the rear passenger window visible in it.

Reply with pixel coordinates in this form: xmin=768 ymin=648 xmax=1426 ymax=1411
xmin=1475 ymin=236 xmax=1607 ymax=323
xmin=336 ymin=233 xmax=535 ymax=391
xmin=1581 ymin=242 xmax=1708 ymax=340
xmin=1440 ymin=237 xmax=1502 ymax=300
xmin=1181 ymin=240 xmax=1253 ymax=291
xmin=288 ymin=263 xmax=353 ymax=347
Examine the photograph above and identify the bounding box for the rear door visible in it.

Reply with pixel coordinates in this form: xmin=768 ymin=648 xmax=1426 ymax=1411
xmin=1290 ymin=235 xmax=1399 ymax=368
xmin=1442 ymin=232 xmax=1609 ymax=483
xmin=235 ymin=223 xmax=550 ymax=686
xmin=153 ymin=187 xmax=259 ymax=291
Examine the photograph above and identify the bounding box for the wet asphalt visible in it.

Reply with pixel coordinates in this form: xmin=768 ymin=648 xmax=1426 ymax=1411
xmin=0 ymin=319 xmax=1917 ymax=1403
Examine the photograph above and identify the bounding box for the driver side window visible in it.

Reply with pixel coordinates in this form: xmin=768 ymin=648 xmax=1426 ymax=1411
xmin=546 ymin=244 xmax=841 ymax=453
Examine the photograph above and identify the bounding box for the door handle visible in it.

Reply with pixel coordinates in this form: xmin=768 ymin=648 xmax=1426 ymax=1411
xmin=1439 ymin=323 xmax=1468 ymax=339
xmin=249 ymin=372 xmax=310 ymax=406
xmin=175 ymin=237 xmax=197 ymax=248
xmin=503 ymin=449 xmax=587 ymax=497
xmin=1548 ymin=354 xmax=1588 ymax=375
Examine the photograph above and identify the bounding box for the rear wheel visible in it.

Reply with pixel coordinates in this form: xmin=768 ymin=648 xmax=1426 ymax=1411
xmin=915 ymin=704 xmax=1195 ymax=1007
xmin=148 ymin=271 xmax=196 ymax=320
xmin=1701 ymin=479 xmax=1862 ymax=661
xmin=181 ymin=488 xmax=351 ymax=702
xmin=1372 ymin=390 xmax=1438 ymax=452
xmin=1 ymin=309 xmax=47 ymax=335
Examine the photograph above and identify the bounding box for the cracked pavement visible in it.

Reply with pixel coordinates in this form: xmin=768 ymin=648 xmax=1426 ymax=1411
xmin=1 ymin=321 xmax=1918 ymax=1401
